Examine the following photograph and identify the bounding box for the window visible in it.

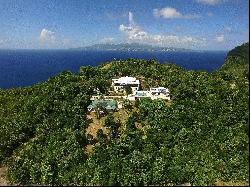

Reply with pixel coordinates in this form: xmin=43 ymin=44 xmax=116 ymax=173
xmin=128 ymin=84 xmax=139 ymax=87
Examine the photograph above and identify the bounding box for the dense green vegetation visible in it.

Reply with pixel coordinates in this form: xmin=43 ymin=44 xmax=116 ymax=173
xmin=227 ymin=42 xmax=249 ymax=62
xmin=0 ymin=42 xmax=249 ymax=185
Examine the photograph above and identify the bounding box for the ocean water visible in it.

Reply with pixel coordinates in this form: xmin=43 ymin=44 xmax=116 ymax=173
xmin=0 ymin=50 xmax=228 ymax=89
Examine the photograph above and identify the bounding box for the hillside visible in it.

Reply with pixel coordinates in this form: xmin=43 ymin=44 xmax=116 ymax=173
xmin=216 ymin=42 xmax=249 ymax=80
xmin=0 ymin=43 xmax=249 ymax=186
xmin=227 ymin=42 xmax=249 ymax=62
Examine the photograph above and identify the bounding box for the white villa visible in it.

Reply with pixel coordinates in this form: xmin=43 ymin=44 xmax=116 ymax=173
xmin=127 ymin=87 xmax=170 ymax=101
xmin=112 ymin=76 xmax=140 ymax=93
xmin=150 ymin=87 xmax=170 ymax=98
xmin=90 ymin=77 xmax=170 ymax=111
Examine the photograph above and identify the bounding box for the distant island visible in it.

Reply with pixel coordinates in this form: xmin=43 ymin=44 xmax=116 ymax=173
xmin=70 ymin=43 xmax=193 ymax=52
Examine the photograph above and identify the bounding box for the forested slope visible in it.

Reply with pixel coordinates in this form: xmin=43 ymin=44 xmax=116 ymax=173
xmin=0 ymin=42 xmax=249 ymax=186
xmin=216 ymin=42 xmax=249 ymax=80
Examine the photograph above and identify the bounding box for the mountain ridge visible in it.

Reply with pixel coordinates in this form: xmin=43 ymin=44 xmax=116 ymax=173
xmin=70 ymin=43 xmax=193 ymax=52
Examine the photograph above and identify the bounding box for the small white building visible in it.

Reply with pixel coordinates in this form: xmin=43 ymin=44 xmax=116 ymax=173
xmin=127 ymin=91 xmax=150 ymax=101
xmin=112 ymin=76 xmax=140 ymax=93
xmin=127 ymin=87 xmax=170 ymax=101
xmin=150 ymin=87 xmax=170 ymax=100
xmin=150 ymin=87 xmax=169 ymax=94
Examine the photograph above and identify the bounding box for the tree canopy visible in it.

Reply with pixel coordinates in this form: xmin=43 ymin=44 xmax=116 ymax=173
xmin=0 ymin=43 xmax=249 ymax=186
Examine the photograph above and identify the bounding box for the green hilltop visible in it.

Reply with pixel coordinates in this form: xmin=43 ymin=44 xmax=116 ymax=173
xmin=227 ymin=42 xmax=249 ymax=62
xmin=0 ymin=43 xmax=249 ymax=186
xmin=216 ymin=42 xmax=249 ymax=81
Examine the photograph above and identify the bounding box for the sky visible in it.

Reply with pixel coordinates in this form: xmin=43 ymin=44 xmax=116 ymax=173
xmin=0 ymin=0 xmax=249 ymax=50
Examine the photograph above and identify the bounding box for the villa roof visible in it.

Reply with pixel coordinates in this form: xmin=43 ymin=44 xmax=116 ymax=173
xmin=134 ymin=91 xmax=150 ymax=97
xmin=112 ymin=76 xmax=140 ymax=85
xmin=150 ymin=87 xmax=169 ymax=92
xmin=88 ymin=99 xmax=117 ymax=110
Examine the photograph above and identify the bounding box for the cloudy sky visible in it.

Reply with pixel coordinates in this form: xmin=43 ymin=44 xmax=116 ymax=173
xmin=0 ymin=0 xmax=249 ymax=50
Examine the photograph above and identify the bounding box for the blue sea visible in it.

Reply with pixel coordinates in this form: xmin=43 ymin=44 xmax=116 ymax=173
xmin=0 ymin=50 xmax=228 ymax=89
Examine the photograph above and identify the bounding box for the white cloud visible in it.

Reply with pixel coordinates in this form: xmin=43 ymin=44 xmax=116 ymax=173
xmin=100 ymin=37 xmax=115 ymax=43
xmin=153 ymin=7 xmax=182 ymax=19
xmin=0 ymin=39 xmax=5 ymax=45
xmin=215 ymin=34 xmax=224 ymax=43
xmin=119 ymin=12 xmax=206 ymax=48
xmin=119 ymin=24 xmax=148 ymax=41
xmin=196 ymin=0 xmax=220 ymax=5
xmin=0 ymin=38 xmax=11 ymax=48
xmin=224 ymin=26 xmax=232 ymax=33
xmin=153 ymin=7 xmax=200 ymax=19
xmin=207 ymin=12 xmax=214 ymax=17
xmin=128 ymin=11 xmax=135 ymax=25
xmin=39 ymin=28 xmax=76 ymax=48
xmin=39 ymin=28 xmax=56 ymax=44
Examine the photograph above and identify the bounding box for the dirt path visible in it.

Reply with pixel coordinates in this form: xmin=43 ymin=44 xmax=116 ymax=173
xmin=85 ymin=112 xmax=109 ymax=138
xmin=0 ymin=166 xmax=9 ymax=186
